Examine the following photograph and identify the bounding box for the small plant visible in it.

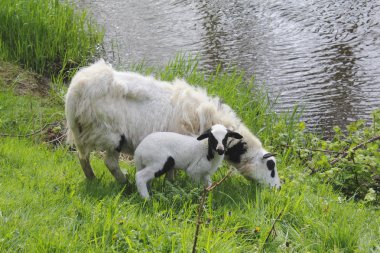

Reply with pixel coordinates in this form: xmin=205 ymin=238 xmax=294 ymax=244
xmin=279 ymin=110 xmax=380 ymax=204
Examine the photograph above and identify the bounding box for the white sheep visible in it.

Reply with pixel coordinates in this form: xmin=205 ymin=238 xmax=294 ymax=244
xmin=65 ymin=60 xmax=281 ymax=189
xmin=134 ymin=124 xmax=243 ymax=199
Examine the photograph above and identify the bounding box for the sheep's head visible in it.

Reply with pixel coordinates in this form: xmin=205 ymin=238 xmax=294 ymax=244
xmin=247 ymin=149 xmax=281 ymax=188
xmin=197 ymin=124 xmax=243 ymax=158
xmin=225 ymin=141 xmax=281 ymax=189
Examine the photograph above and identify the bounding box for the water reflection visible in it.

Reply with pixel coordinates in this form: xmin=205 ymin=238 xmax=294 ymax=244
xmin=196 ymin=1 xmax=228 ymax=70
xmin=75 ymin=0 xmax=380 ymax=133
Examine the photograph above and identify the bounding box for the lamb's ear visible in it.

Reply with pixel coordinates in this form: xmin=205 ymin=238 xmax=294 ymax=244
xmin=197 ymin=129 xmax=211 ymax=140
xmin=227 ymin=130 xmax=243 ymax=139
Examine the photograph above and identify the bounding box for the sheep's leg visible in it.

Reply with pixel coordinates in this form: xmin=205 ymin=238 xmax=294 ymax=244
xmin=165 ymin=169 xmax=175 ymax=182
xmin=79 ymin=155 xmax=96 ymax=179
xmin=105 ymin=150 xmax=127 ymax=184
xmin=136 ymin=168 xmax=155 ymax=199
xmin=76 ymin=144 xmax=95 ymax=179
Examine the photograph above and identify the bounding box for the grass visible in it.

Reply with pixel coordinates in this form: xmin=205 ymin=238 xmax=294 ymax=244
xmin=0 ymin=60 xmax=379 ymax=252
xmin=0 ymin=0 xmax=104 ymax=78
xmin=0 ymin=0 xmax=379 ymax=251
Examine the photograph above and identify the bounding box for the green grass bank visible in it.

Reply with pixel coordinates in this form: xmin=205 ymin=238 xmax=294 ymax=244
xmin=0 ymin=0 xmax=380 ymax=252
xmin=1 ymin=59 xmax=380 ymax=252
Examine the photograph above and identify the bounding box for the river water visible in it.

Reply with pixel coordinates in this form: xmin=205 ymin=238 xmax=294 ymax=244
xmin=75 ymin=0 xmax=380 ymax=133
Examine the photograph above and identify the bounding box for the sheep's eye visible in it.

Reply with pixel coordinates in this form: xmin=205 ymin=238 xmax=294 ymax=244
xmin=267 ymin=160 xmax=276 ymax=178
xmin=267 ymin=160 xmax=275 ymax=171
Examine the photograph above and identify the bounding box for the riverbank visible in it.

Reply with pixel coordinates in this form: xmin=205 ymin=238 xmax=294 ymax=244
xmin=1 ymin=0 xmax=380 ymax=252
xmin=1 ymin=58 xmax=380 ymax=252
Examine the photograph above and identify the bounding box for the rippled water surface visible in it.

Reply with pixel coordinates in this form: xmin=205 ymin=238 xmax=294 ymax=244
xmin=76 ymin=0 xmax=380 ymax=132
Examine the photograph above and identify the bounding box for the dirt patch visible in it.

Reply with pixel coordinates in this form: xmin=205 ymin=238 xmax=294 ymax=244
xmin=0 ymin=61 xmax=50 ymax=96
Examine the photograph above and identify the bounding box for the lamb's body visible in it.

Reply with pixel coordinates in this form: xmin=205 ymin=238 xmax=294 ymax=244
xmin=136 ymin=132 xmax=222 ymax=181
xmin=134 ymin=132 xmax=224 ymax=199
xmin=65 ymin=60 xmax=281 ymax=188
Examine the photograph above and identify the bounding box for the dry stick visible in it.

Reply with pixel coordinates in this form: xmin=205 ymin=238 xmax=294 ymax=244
xmin=192 ymin=188 xmax=208 ymax=253
xmin=306 ymin=135 xmax=380 ymax=175
xmin=46 ymin=133 xmax=67 ymax=144
xmin=192 ymin=169 xmax=233 ymax=253
xmin=206 ymin=170 xmax=233 ymax=191
xmin=330 ymin=135 xmax=380 ymax=165
xmin=0 ymin=122 xmax=60 ymax=138
xmin=260 ymin=205 xmax=286 ymax=252
xmin=281 ymin=144 xmax=341 ymax=154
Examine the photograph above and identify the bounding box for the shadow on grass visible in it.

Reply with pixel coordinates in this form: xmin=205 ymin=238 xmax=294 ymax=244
xmin=74 ymin=168 xmax=269 ymax=214
xmin=75 ymin=177 xmax=135 ymax=200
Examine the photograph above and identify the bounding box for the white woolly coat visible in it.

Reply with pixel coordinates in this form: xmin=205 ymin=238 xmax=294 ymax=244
xmin=134 ymin=132 xmax=223 ymax=182
xmin=65 ymin=60 xmax=281 ymax=188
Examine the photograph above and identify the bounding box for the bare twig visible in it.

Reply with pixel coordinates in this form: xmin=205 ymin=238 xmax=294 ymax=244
xmin=260 ymin=205 xmax=286 ymax=252
xmin=46 ymin=133 xmax=67 ymax=144
xmin=206 ymin=170 xmax=233 ymax=191
xmin=281 ymin=144 xmax=340 ymax=154
xmin=192 ymin=169 xmax=233 ymax=253
xmin=0 ymin=121 xmax=61 ymax=138
xmin=303 ymin=135 xmax=380 ymax=175
xmin=192 ymin=188 xmax=207 ymax=253
xmin=330 ymin=135 xmax=380 ymax=165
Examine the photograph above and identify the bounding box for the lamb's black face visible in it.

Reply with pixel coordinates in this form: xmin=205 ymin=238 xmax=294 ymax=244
xmin=197 ymin=124 xmax=243 ymax=160
xmin=197 ymin=124 xmax=229 ymax=160
xmin=208 ymin=134 xmax=224 ymax=154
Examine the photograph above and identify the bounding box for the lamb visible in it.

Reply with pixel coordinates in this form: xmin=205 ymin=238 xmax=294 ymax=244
xmin=134 ymin=124 xmax=243 ymax=199
xmin=65 ymin=60 xmax=281 ymax=189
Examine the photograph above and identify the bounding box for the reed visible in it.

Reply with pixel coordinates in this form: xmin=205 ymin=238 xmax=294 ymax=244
xmin=0 ymin=0 xmax=104 ymax=78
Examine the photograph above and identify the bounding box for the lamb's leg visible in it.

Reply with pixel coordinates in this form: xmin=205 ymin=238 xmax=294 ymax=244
xmin=202 ymin=175 xmax=212 ymax=187
xmin=79 ymin=155 xmax=95 ymax=179
xmin=136 ymin=168 xmax=155 ymax=199
xmin=104 ymin=150 xmax=127 ymax=184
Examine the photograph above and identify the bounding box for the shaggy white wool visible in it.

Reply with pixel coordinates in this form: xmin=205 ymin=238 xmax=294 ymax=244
xmin=65 ymin=60 xmax=281 ymax=188
xmin=134 ymin=124 xmax=232 ymax=199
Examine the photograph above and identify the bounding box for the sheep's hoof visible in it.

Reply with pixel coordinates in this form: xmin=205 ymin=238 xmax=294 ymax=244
xmin=141 ymin=195 xmax=150 ymax=201
xmin=85 ymin=174 xmax=96 ymax=180
xmin=116 ymin=175 xmax=127 ymax=185
xmin=111 ymin=170 xmax=127 ymax=184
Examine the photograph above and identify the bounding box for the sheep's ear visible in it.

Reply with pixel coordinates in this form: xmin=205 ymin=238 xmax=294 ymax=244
xmin=227 ymin=130 xmax=243 ymax=139
xmin=263 ymin=153 xmax=275 ymax=159
xmin=197 ymin=129 xmax=211 ymax=140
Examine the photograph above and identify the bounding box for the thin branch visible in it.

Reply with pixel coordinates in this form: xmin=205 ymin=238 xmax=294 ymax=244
xmin=192 ymin=188 xmax=207 ymax=253
xmin=305 ymin=135 xmax=380 ymax=175
xmin=46 ymin=133 xmax=67 ymax=144
xmin=0 ymin=121 xmax=61 ymax=138
xmin=206 ymin=170 xmax=233 ymax=192
xmin=281 ymin=144 xmax=341 ymax=154
xmin=261 ymin=205 xmax=286 ymax=250
xmin=192 ymin=169 xmax=233 ymax=253
xmin=330 ymin=135 xmax=380 ymax=165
